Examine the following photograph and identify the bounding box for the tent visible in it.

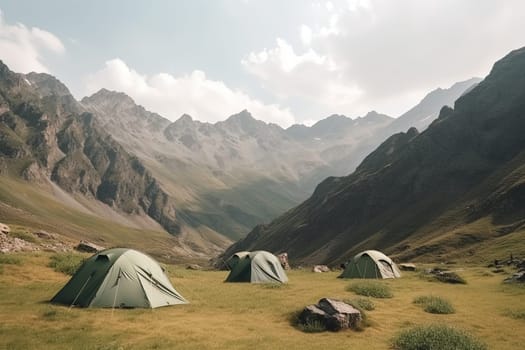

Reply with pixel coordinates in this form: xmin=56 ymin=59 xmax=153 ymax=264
xmin=225 ymin=250 xmax=288 ymax=283
xmin=51 ymin=248 xmax=188 ymax=308
xmin=339 ymin=250 xmax=401 ymax=279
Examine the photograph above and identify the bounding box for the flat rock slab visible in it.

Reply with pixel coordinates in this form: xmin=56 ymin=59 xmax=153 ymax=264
xmin=76 ymin=240 xmax=105 ymax=253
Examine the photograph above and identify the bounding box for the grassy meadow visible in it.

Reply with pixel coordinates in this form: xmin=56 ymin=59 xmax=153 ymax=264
xmin=1 ymin=253 xmax=524 ymax=349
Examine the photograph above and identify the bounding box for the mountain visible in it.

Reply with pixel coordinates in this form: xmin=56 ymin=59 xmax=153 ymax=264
xmin=222 ymin=47 xmax=525 ymax=265
xmin=0 ymin=57 xmax=480 ymax=261
xmin=0 ymin=62 xmax=229 ymax=259
xmin=385 ymin=77 xmax=482 ymax=134
xmin=81 ymin=93 xmax=395 ymax=241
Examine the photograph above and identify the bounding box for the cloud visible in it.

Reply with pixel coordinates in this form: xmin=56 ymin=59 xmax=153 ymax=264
xmin=0 ymin=9 xmax=64 ymax=73
xmin=242 ymin=38 xmax=362 ymax=111
xmin=243 ymin=0 xmax=525 ymax=118
xmin=85 ymin=58 xmax=296 ymax=127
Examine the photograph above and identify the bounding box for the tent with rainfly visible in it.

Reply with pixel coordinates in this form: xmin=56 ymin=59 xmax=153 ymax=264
xmin=51 ymin=248 xmax=188 ymax=308
xmin=225 ymin=250 xmax=288 ymax=283
xmin=339 ymin=250 xmax=401 ymax=279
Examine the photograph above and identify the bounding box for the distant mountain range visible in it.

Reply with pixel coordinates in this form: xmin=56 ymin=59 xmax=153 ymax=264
xmin=0 ymin=57 xmax=480 ymax=259
xmin=222 ymin=47 xmax=525 ymax=265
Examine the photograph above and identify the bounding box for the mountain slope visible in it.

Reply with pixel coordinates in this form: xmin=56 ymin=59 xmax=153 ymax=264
xmin=0 ymin=62 xmax=229 ymax=258
xmin=222 ymin=47 xmax=525 ymax=265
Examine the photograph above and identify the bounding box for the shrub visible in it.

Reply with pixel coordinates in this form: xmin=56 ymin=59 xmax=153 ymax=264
xmin=413 ymin=295 xmax=455 ymax=314
xmin=505 ymin=309 xmax=525 ymax=320
xmin=346 ymin=281 xmax=393 ymax=298
xmin=9 ymin=228 xmax=38 ymax=243
xmin=48 ymin=253 xmax=85 ymax=275
xmin=297 ymin=319 xmax=327 ymax=333
xmin=345 ymin=297 xmax=375 ymax=311
xmin=0 ymin=254 xmax=22 ymax=265
xmin=392 ymin=324 xmax=487 ymax=350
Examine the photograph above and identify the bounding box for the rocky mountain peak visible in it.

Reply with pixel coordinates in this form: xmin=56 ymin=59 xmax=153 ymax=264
xmin=81 ymin=88 xmax=135 ymax=107
xmin=25 ymin=72 xmax=72 ymax=97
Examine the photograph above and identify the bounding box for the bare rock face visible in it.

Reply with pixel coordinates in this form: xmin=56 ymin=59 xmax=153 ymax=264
xmin=298 ymin=298 xmax=362 ymax=332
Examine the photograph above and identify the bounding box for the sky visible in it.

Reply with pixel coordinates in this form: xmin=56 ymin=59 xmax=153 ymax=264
xmin=0 ymin=0 xmax=524 ymax=128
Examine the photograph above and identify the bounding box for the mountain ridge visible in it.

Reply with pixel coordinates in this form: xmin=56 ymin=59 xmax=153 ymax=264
xmin=221 ymin=47 xmax=525 ymax=265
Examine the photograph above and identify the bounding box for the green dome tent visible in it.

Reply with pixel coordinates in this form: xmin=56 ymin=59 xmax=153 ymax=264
xmin=225 ymin=251 xmax=288 ymax=283
xmin=51 ymin=248 xmax=188 ymax=308
xmin=339 ymin=250 xmax=401 ymax=279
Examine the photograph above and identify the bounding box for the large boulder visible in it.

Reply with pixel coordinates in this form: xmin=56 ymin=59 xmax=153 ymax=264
xmin=298 ymin=298 xmax=362 ymax=332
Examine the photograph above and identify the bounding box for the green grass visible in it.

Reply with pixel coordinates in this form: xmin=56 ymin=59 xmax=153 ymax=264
xmin=413 ymin=295 xmax=455 ymax=314
xmin=48 ymin=253 xmax=85 ymax=275
xmin=345 ymin=297 xmax=375 ymax=311
xmin=392 ymin=324 xmax=487 ymax=350
xmin=346 ymin=280 xmax=393 ymax=298
xmin=8 ymin=227 xmax=38 ymax=243
xmin=0 ymin=255 xmax=22 ymax=265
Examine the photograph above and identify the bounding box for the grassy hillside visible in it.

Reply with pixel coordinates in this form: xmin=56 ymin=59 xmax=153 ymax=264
xmin=0 ymin=175 xmax=211 ymax=263
xmin=0 ymin=253 xmax=524 ymax=349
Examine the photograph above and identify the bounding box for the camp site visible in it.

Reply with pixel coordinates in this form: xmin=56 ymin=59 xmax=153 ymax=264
xmin=1 ymin=2 xmax=525 ymax=349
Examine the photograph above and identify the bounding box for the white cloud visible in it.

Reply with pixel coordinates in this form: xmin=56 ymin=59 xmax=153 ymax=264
xmin=85 ymin=58 xmax=296 ymax=127
xmin=300 ymin=25 xmax=312 ymax=46
xmin=0 ymin=10 xmax=64 ymax=73
xmin=242 ymin=38 xmax=361 ymax=110
xmin=244 ymin=0 xmax=525 ymax=119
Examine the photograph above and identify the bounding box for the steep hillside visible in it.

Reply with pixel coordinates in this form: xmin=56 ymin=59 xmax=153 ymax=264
xmin=81 ymin=93 xmax=393 ymax=239
xmin=0 ymin=61 xmax=229 ymax=257
xmin=223 ymin=47 xmax=525 ymax=265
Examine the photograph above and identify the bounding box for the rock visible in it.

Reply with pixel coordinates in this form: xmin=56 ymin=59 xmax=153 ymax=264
xmin=278 ymin=252 xmax=290 ymax=270
xmin=399 ymin=263 xmax=416 ymax=271
xmin=298 ymin=298 xmax=362 ymax=332
xmin=34 ymin=230 xmax=54 ymax=239
xmin=186 ymin=264 xmax=202 ymax=270
xmin=312 ymin=265 xmax=331 ymax=273
xmin=76 ymin=240 xmax=105 ymax=253
xmin=0 ymin=222 xmax=10 ymax=234
xmin=504 ymin=271 xmax=525 ymax=283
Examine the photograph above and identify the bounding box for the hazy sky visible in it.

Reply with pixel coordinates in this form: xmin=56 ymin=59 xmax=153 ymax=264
xmin=0 ymin=0 xmax=524 ymax=127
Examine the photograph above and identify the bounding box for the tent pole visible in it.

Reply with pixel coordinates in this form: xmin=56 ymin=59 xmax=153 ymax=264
xmin=68 ymin=273 xmax=93 ymax=311
xmin=111 ymin=270 xmax=122 ymax=316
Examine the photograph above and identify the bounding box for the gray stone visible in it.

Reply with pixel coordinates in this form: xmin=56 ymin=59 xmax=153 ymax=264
xmin=76 ymin=240 xmax=105 ymax=253
xmin=298 ymin=298 xmax=362 ymax=332
xmin=312 ymin=265 xmax=330 ymax=273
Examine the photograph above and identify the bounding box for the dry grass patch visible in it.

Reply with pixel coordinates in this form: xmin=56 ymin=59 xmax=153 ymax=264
xmin=0 ymin=255 xmax=524 ymax=349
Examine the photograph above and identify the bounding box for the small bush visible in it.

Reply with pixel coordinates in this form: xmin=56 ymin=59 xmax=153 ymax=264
xmin=413 ymin=295 xmax=455 ymax=314
xmin=505 ymin=309 xmax=525 ymax=320
xmin=345 ymin=297 xmax=375 ymax=311
xmin=392 ymin=324 xmax=487 ymax=350
xmin=346 ymin=281 xmax=393 ymax=298
xmin=48 ymin=253 xmax=85 ymax=275
xmin=297 ymin=319 xmax=327 ymax=333
xmin=9 ymin=228 xmax=38 ymax=243
xmin=0 ymin=254 xmax=22 ymax=265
